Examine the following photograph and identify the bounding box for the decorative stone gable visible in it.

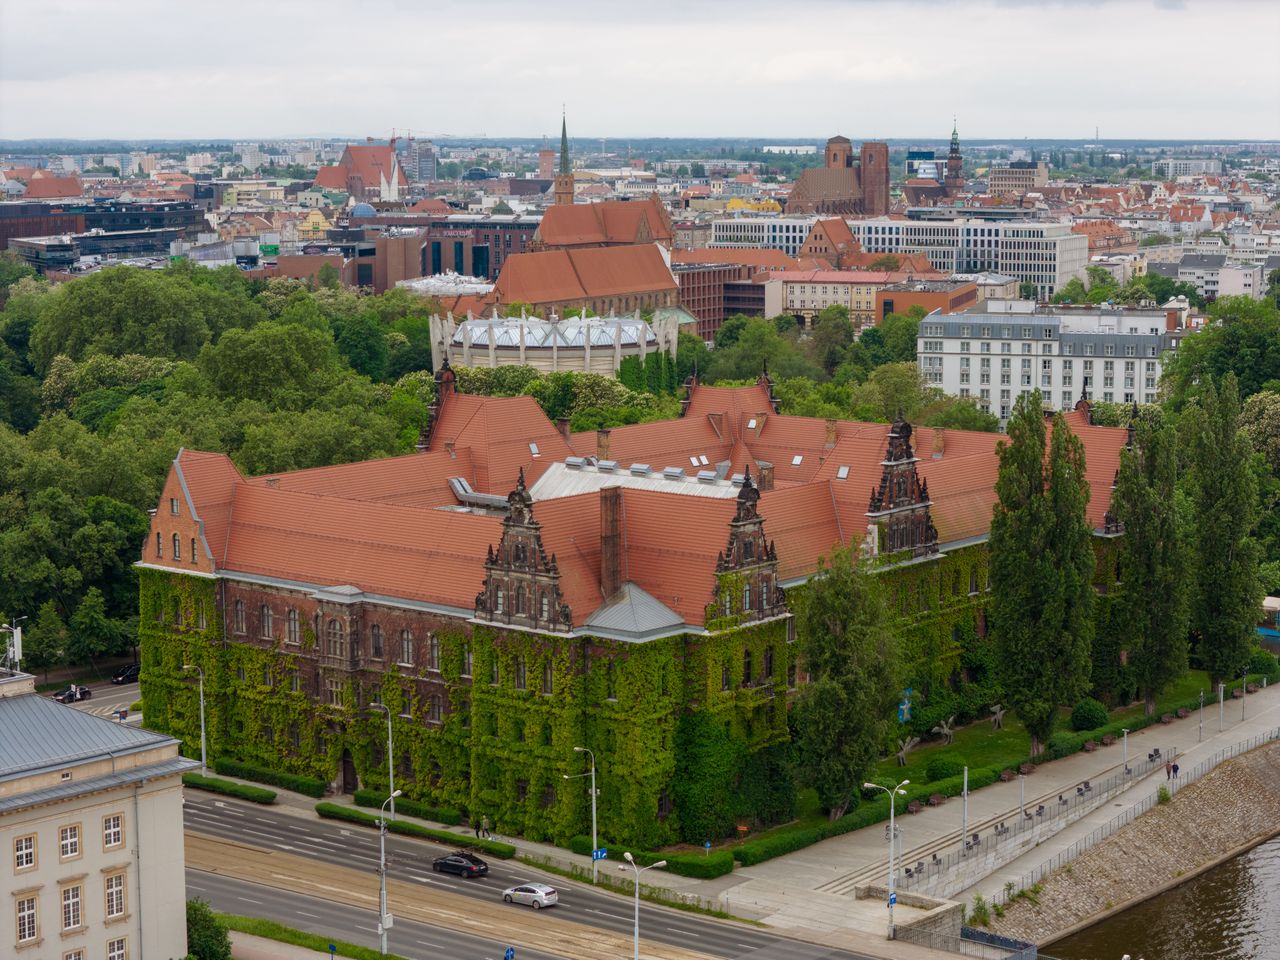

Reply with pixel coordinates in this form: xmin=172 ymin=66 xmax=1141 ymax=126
xmin=866 ymin=417 xmax=939 ymax=558
xmin=758 ymin=361 xmax=780 ymax=413
xmin=418 ymin=357 xmax=456 ymax=453
xmin=475 ymin=468 xmax=572 ymax=632
xmin=712 ymin=467 xmax=786 ymax=621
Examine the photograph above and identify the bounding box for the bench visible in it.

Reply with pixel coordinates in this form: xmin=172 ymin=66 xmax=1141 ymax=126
xmin=1018 ymin=762 xmax=1035 ymax=776
xmin=928 ymin=793 xmax=946 ymax=807
xmin=1176 ymin=707 xmax=1190 ymax=719
xmin=999 ymin=768 xmax=1016 ymax=783
xmin=1101 ymin=734 xmax=1116 ymax=746
xmin=1083 ymin=740 xmax=1097 ymax=752
xmin=1160 ymin=713 xmax=1174 ymax=724
xmin=906 ymin=800 xmax=924 ymax=815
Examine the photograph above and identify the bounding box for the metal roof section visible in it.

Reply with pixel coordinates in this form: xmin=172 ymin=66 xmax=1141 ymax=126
xmin=584 ymin=582 xmax=688 ymax=642
xmin=0 ymin=757 xmax=197 ymax=815
xmin=450 ymin=314 xmax=658 ymax=349
xmin=0 ymin=692 xmax=182 ymax=783
xmin=529 ymin=460 xmax=742 ymax=501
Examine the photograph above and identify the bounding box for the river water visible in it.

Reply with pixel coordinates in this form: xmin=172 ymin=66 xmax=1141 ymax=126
xmin=1048 ymin=836 xmax=1280 ymax=960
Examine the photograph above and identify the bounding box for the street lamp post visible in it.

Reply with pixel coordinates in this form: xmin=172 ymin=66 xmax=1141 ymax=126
xmin=1242 ymin=673 xmax=1247 ymax=721
xmin=378 ymin=789 xmax=402 ymax=956
xmin=373 ymin=702 xmax=395 ymax=821
xmin=181 ymin=664 xmax=206 ymax=777
xmin=620 ymin=851 xmax=666 ymax=960
xmin=1219 ymin=682 xmax=1225 ymax=732
xmin=1 ymin=615 xmax=26 ymax=670
xmin=1198 ymin=690 xmax=1204 ymax=743
xmin=563 ymin=746 xmax=598 ymax=882
xmin=864 ymin=778 xmax=910 ymax=940
xmin=1122 ymin=728 xmax=1130 ymax=774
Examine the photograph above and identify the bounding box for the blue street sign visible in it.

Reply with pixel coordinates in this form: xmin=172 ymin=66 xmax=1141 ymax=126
xmin=328 ymin=946 xmax=337 ymax=958
xmin=888 ymin=892 xmax=897 ymax=906
xmin=592 ymin=847 xmax=608 ymax=861
xmin=704 ymin=841 xmax=712 ymax=849
xmin=505 ymin=948 xmax=516 ymax=960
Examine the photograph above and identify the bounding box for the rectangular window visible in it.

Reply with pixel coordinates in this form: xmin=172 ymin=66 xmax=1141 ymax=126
xmin=325 ymin=678 xmax=344 ymax=707
xmin=64 ymin=952 xmax=84 ymax=960
xmin=289 ymin=669 xmax=300 ymax=693
xmin=14 ymin=833 xmax=35 ymax=871
xmin=108 ymin=939 xmax=127 ymax=960
xmin=105 ymin=872 xmax=126 ymax=918
xmin=62 ymin=884 xmax=82 ymax=931
xmin=59 ymin=824 xmax=80 ymax=860
xmin=18 ymin=894 xmax=39 ymax=942
xmin=103 ymin=813 xmax=123 ymax=849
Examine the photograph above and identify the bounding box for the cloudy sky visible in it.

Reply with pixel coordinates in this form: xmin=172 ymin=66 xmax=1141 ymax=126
xmin=1 ymin=0 xmax=1277 ymax=142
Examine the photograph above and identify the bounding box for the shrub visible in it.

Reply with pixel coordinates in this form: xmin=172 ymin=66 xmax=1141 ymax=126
xmin=314 ymin=802 xmax=516 ymax=859
xmin=1071 ymin=697 xmax=1109 ymax=732
xmin=1157 ymin=785 xmax=1171 ymax=805
xmin=969 ymin=893 xmax=991 ymax=927
xmin=568 ymin=835 xmax=594 ymax=856
xmin=351 ymin=789 xmax=462 ymax=825
xmin=129 ymin=699 xmax=143 ymax=712
xmin=1249 ymin=648 xmax=1279 ymax=681
xmin=925 ymin=755 xmax=966 ymax=783
xmin=627 ymin=848 xmax=735 ymax=879
xmin=187 ymin=898 xmax=232 ymax=960
xmin=183 ymin=773 xmax=277 ymax=805
xmin=213 ymin=758 xmax=325 ymax=798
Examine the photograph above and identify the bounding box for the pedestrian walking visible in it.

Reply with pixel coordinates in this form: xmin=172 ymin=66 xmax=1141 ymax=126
xmin=481 ymin=814 xmax=491 ymax=839
xmin=1165 ymin=760 xmax=1171 ymax=780
xmin=474 ymin=815 xmax=483 ymax=838
xmin=1172 ymin=762 xmax=1179 ymax=779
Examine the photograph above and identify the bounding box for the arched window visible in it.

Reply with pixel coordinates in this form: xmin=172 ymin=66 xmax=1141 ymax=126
xmin=155 ymin=532 xmax=162 ymax=558
xmin=721 ymin=663 xmax=731 ymax=691
xmin=190 ymin=537 xmax=197 ymax=563
xmin=398 ymin=629 xmax=413 ymax=666
xmin=286 ymin=608 xmax=299 ymax=644
xmin=326 ymin=619 xmax=345 ymax=657
xmin=259 ymin=604 xmax=273 ymax=638
xmin=427 ymin=633 xmax=440 ymax=671
xmin=514 ymin=656 xmax=527 ymax=690
xmin=370 ymin=624 xmax=383 ymax=658
xmin=542 ymin=660 xmax=553 ymax=695
xmin=743 ymin=650 xmax=753 ymax=685
xmin=428 ymin=694 xmax=443 ymax=724
xmin=172 ymin=534 xmax=182 ymax=560
xmin=763 ymin=646 xmax=774 ymax=679
xmin=462 ymin=644 xmax=473 ymax=677
xmin=234 ymin=599 xmax=246 ymax=634
xmin=743 ymin=582 xmax=752 ymax=611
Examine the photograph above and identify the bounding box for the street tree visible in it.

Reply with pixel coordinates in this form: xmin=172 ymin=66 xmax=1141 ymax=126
xmin=793 ymin=546 xmax=898 ymax=819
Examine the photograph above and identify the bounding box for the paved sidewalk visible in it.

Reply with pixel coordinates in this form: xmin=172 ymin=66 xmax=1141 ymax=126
xmin=203 ymin=681 xmax=1280 ymax=944
xmin=232 ymin=931 xmax=332 ymax=959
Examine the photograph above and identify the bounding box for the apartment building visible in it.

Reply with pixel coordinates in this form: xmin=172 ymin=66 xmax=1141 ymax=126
xmin=1 ymin=669 xmax=196 ymax=960
xmin=987 ymin=161 xmax=1049 ymax=197
xmin=1149 ymin=255 xmax=1266 ymax=300
xmin=846 ymin=218 xmax=1087 ymax=300
xmin=917 ymin=299 xmax=1177 ymax=419
xmin=1151 ymin=158 xmax=1222 ymax=177
xmin=709 ymin=215 xmax=820 ymax=257
xmin=770 ymin=269 xmax=916 ymax=327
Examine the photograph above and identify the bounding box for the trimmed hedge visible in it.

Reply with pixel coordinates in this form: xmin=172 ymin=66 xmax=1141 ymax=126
xmin=183 ymin=773 xmax=277 ymax=805
xmin=1071 ymin=698 xmax=1108 ymax=732
xmin=925 ymin=755 xmax=966 ymax=783
xmin=569 ymin=834 xmax=594 ymax=856
xmin=569 ymin=834 xmax=733 ymax=878
xmin=352 ymin=789 xmax=462 ymax=826
xmin=314 ymin=802 xmax=517 ymax=859
xmin=213 ymin=758 xmax=326 ymax=798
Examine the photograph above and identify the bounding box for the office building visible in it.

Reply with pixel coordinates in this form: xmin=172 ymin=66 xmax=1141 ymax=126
xmin=1151 ymin=158 xmax=1222 ymax=177
xmin=987 ymin=161 xmax=1050 ymax=197
xmin=1 ymin=669 xmax=196 ymax=960
xmin=1148 ymin=255 xmax=1265 ymax=300
xmin=917 ymin=299 xmax=1178 ymax=418
xmin=710 ymin=215 xmax=820 ymax=257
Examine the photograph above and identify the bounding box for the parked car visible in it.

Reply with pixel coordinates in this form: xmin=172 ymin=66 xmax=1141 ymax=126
xmin=502 ymin=883 xmax=558 ymax=909
xmin=432 ymin=851 xmax=488 ymax=878
xmin=51 ymin=685 xmax=92 ymax=704
xmin=111 ymin=663 xmax=141 ymax=684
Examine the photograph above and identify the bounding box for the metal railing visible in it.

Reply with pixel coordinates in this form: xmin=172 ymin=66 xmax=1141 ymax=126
xmin=896 ymin=925 xmax=1047 ymax=959
xmin=988 ymin=725 xmax=1280 ymax=906
xmin=898 ymin=744 xmax=1177 ymax=891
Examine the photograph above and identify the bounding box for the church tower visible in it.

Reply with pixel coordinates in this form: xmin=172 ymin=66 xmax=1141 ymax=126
xmin=945 ymin=118 xmax=964 ymax=192
xmin=553 ymin=114 xmax=574 ymax=206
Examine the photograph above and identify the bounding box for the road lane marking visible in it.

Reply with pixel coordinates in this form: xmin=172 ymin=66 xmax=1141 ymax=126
xmin=238 ymin=896 xmax=263 ymax=904
xmin=587 ymin=908 xmax=630 ymax=922
xmin=296 ymin=911 xmax=321 ymax=919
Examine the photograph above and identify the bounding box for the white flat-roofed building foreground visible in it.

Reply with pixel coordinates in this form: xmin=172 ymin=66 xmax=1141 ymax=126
xmin=917 ymin=299 xmax=1178 ymax=420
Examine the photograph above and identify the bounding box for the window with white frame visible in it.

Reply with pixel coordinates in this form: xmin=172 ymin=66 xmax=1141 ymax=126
xmin=105 ymin=872 xmax=126 ymax=919
xmin=108 ymin=938 xmax=127 ymax=960
xmin=62 ymin=884 xmax=82 ymax=930
xmin=103 ymin=813 xmax=123 ymax=849
xmin=286 ymin=608 xmax=299 ymax=644
xmin=14 ymin=833 xmax=35 ymax=870
xmin=17 ymin=895 xmax=38 ymax=943
xmin=398 ymin=630 xmax=413 ymax=666
xmin=59 ymin=824 xmax=80 ymax=860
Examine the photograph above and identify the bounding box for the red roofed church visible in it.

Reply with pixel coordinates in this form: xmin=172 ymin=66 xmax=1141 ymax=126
xmin=313 ymin=140 xmax=408 ymax=201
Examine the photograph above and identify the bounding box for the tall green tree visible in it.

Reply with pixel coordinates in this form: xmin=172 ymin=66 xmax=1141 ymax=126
xmin=23 ymin=599 xmax=68 ymax=680
xmin=793 ymin=546 xmax=898 ymax=819
xmin=991 ymin=392 xmax=1093 ymax=755
xmin=1114 ymin=412 xmax=1189 ymax=714
xmin=1186 ymin=375 xmax=1263 ymax=684
xmin=68 ymin=586 xmax=121 ymax=670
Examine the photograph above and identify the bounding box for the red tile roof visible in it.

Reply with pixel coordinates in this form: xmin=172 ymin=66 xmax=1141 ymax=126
xmin=670 ymin=249 xmax=798 ymax=271
xmin=313 ymin=166 xmax=348 ymax=190
xmin=493 ymin=244 xmax=676 ymax=307
xmin=22 ymin=175 xmax=84 ymax=199
xmin=536 ymin=196 xmax=673 ymax=248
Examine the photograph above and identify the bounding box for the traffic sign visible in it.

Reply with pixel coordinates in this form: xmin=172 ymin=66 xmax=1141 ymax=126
xmin=888 ymin=892 xmax=897 ymax=906
xmin=328 ymin=946 xmax=336 ymax=958
xmin=505 ymin=948 xmax=516 ymax=960
xmin=592 ymin=847 xmax=608 ymax=861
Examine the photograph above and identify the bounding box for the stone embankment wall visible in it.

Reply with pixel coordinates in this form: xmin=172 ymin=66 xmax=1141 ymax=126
xmin=988 ymin=741 xmax=1280 ymax=945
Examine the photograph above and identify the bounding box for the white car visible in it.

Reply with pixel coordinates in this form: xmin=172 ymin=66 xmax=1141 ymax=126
xmin=502 ymin=883 xmax=558 ymax=910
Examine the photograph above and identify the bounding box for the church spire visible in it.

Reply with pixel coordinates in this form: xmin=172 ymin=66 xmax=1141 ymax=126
xmin=554 ymin=110 xmax=574 ymax=206
xmin=559 ymin=111 xmax=570 ymax=176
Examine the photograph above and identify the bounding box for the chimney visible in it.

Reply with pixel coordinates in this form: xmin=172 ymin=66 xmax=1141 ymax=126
xmin=932 ymin=429 xmax=946 ymax=460
xmin=557 ymin=418 xmax=572 ymax=442
xmin=824 ymin=418 xmax=837 ymax=449
xmin=596 ymin=428 xmax=612 ymax=461
xmin=756 ymin=461 xmax=774 ymax=491
xmin=444 ymin=440 xmax=456 ymax=458
xmin=600 ymin=486 xmax=622 ymax=601
xmin=265 ymin=477 xmax=279 ymax=488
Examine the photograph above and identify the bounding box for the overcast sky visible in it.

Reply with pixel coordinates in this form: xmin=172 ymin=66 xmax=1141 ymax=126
xmin=2 ymin=0 xmax=1278 ymax=142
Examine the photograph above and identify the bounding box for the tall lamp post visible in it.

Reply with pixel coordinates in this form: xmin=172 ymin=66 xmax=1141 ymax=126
xmin=1 ymin=615 xmax=26 ymax=670
xmin=620 ymin=851 xmax=666 ymax=960
xmin=1198 ymin=690 xmax=1204 ymax=743
xmin=181 ymin=664 xmax=206 ymax=777
xmin=563 ymin=746 xmax=598 ymax=882
xmin=1122 ymin=728 xmax=1130 ymax=775
xmin=864 ymin=778 xmax=910 ymax=940
xmin=378 ymin=788 xmax=402 ymax=956
xmin=373 ymin=702 xmax=395 ymax=821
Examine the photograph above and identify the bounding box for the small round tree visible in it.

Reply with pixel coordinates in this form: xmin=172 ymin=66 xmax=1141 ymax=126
xmin=186 ymin=898 xmax=232 ymax=960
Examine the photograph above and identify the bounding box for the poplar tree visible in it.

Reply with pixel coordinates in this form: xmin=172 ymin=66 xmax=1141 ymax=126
xmin=991 ymin=392 xmax=1093 ymax=756
xmin=793 ymin=546 xmax=898 ymax=820
xmin=1114 ymin=412 xmax=1189 ymax=714
xmin=1186 ymin=374 xmax=1262 ymax=685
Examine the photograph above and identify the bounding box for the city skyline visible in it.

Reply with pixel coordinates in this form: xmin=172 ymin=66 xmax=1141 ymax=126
xmin=2 ymin=0 xmax=1277 ymax=141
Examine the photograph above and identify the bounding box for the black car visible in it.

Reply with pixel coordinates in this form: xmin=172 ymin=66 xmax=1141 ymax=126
xmin=431 ymin=851 xmax=489 ymax=878
xmin=51 ymin=685 xmax=92 ymax=704
xmin=111 ymin=663 xmax=141 ymax=684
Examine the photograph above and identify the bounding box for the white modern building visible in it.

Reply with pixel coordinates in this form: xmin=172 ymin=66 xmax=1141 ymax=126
xmin=917 ymin=299 xmax=1178 ymax=419
xmin=709 ymin=215 xmax=820 ymax=257
xmin=1151 ymin=158 xmax=1222 ymax=177
xmin=1149 ymin=255 xmax=1266 ymax=300
xmin=1 ymin=669 xmax=196 ymax=960
xmin=844 ymin=218 xmax=1088 ymax=300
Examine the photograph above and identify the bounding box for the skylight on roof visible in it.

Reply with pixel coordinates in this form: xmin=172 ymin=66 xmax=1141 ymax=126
xmin=747 ymin=418 xmax=758 ymax=429
xmin=836 ymin=465 xmax=850 ymax=480
xmin=689 ymin=456 xmax=700 ymax=466
xmin=529 ymin=442 xmax=540 ymax=456
xmin=699 ymin=455 xmax=709 ymax=466
xmin=792 ymin=455 xmax=804 ymax=466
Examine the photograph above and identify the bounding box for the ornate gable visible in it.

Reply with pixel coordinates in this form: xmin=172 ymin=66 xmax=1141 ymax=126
xmin=711 ymin=467 xmax=787 ymax=622
xmin=865 ymin=417 xmax=939 ymax=558
xmin=475 ymin=469 xmax=572 ymax=632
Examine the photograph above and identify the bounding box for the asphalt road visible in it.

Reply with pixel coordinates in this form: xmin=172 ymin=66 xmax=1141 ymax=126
xmin=185 ymin=794 xmax=870 ymax=960
xmin=186 ymin=868 xmax=567 ymax=960
xmin=67 ymin=677 xmax=140 ymax=718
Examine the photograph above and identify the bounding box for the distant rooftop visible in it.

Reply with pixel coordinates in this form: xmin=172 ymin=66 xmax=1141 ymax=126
xmin=530 ymin=459 xmax=744 ymax=502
